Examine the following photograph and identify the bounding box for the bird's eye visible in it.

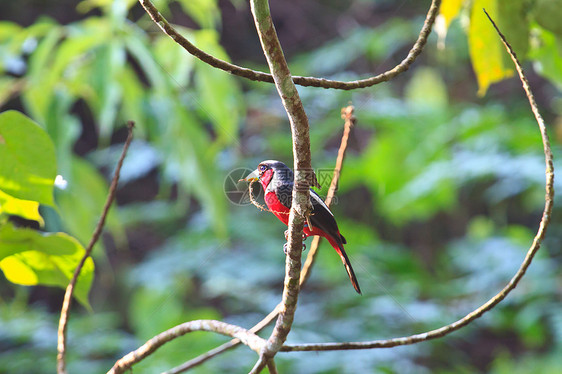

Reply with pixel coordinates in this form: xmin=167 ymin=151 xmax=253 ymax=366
xmin=259 ymin=165 xmax=267 ymax=172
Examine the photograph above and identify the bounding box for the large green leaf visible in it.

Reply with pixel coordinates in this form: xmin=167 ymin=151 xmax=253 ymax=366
xmin=0 ymin=110 xmax=56 ymax=206
xmin=0 ymin=224 xmax=94 ymax=308
xmin=0 ymin=190 xmax=43 ymax=224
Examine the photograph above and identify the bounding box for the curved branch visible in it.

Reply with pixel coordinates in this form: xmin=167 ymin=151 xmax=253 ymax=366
xmin=107 ymin=320 xmax=266 ymax=374
xmin=165 ymin=107 xmax=356 ymax=374
xmin=138 ymin=0 xmax=441 ymax=90
xmin=247 ymin=0 xmax=318 ymax=371
xmin=57 ymin=122 xmax=134 ymax=374
xmin=281 ymin=10 xmax=555 ymax=354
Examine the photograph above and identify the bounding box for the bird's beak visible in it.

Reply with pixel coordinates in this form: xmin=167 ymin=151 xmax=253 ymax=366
xmin=240 ymin=169 xmax=259 ymax=182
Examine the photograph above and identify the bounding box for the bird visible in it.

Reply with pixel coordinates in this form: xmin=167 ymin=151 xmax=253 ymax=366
xmin=241 ymin=160 xmax=361 ymax=294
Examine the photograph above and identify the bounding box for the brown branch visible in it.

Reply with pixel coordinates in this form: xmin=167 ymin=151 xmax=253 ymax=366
xmin=280 ymin=10 xmax=555 ymax=354
xmin=138 ymin=0 xmax=441 ymax=90
xmin=57 ymin=122 xmax=134 ymax=374
xmin=266 ymin=358 xmax=278 ymax=374
xmin=165 ymin=107 xmax=356 ymax=374
xmin=107 ymin=320 xmax=266 ymax=374
xmin=247 ymin=0 xmax=315 ymax=372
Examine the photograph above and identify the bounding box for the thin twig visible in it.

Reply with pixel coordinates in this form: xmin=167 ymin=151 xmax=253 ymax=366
xmin=138 ymin=0 xmax=440 ymax=90
xmin=166 ymin=107 xmax=356 ymax=374
xmin=57 ymin=122 xmax=134 ymax=374
xmin=280 ymin=10 xmax=555 ymax=354
xmin=107 ymin=320 xmax=266 ymax=374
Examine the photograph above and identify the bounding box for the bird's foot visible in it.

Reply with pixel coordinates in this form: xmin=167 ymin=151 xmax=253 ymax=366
xmin=284 ymin=230 xmax=308 ymax=241
xmin=283 ymin=241 xmax=307 ymax=255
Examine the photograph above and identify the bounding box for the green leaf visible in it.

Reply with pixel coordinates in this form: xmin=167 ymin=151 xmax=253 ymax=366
xmin=0 ymin=110 xmax=56 ymax=206
xmin=404 ymin=67 xmax=448 ymax=111
xmin=90 ymin=40 xmax=125 ymax=142
xmin=193 ymin=30 xmax=243 ymax=146
xmin=176 ymin=0 xmax=220 ymax=29
xmin=468 ymin=0 xmax=514 ymax=95
xmin=157 ymin=104 xmax=228 ymax=238
xmin=0 ymin=224 xmax=94 ymax=308
xmin=0 ymin=21 xmax=22 ymax=42
xmin=533 ymin=0 xmax=562 ymax=37
xmin=23 ymin=21 xmax=107 ymax=123
xmin=21 ymin=27 xmax=63 ymax=123
xmin=496 ymin=0 xmax=529 ymax=60
xmin=528 ymin=26 xmax=562 ymax=89
xmin=0 ymin=190 xmax=43 ymax=225
xmin=153 ymin=34 xmax=194 ymax=86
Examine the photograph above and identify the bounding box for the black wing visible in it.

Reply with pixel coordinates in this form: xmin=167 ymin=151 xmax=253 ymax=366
xmin=309 ymin=189 xmax=345 ymax=245
xmin=275 ymin=186 xmax=345 ymax=244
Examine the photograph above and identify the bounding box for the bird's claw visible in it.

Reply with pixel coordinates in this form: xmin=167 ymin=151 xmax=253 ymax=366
xmin=284 ymin=230 xmax=308 ymax=241
xmin=283 ymin=242 xmax=307 ymax=255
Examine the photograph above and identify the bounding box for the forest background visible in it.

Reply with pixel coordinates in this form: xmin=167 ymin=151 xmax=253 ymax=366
xmin=0 ymin=0 xmax=561 ymax=373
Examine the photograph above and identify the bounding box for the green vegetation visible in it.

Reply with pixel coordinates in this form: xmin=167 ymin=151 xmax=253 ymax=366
xmin=0 ymin=0 xmax=561 ymax=373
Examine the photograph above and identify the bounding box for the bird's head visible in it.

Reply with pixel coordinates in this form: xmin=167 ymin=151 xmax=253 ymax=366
xmin=241 ymin=160 xmax=293 ymax=190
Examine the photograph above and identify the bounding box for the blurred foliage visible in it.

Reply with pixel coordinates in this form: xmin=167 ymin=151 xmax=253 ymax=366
xmin=0 ymin=0 xmax=562 ymax=373
xmin=0 ymin=110 xmax=93 ymax=308
xmin=437 ymin=0 xmax=562 ymax=94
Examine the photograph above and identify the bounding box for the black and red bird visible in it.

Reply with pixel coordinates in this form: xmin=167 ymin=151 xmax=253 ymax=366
xmin=242 ymin=160 xmax=361 ymax=294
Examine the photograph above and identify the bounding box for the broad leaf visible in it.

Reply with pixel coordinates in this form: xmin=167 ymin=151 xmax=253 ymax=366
xmin=0 ymin=224 xmax=94 ymax=308
xmin=468 ymin=0 xmax=514 ymax=95
xmin=0 ymin=189 xmax=43 ymax=225
xmin=0 ymin=110 xmax=56 ymax=206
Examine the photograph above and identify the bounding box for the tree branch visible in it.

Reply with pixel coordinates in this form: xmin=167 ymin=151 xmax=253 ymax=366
xmin=280 ymin=10 xmax=555 ymax=354
xmin=138 ymin=0 xmax=440 ymax=90
xmin=57 ymin=122 xmax=134 ymax=374
xmin=107 ymin=320 xmax=266 ymax=374
xmin=247 ymin=0 xmax=314 ymax=372
xmin=266 ymin=358 xmax=278 ymax=374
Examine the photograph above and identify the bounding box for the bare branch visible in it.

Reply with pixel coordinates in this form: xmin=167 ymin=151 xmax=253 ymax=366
xmin=166 ymin=108 xmax=356 ymax=373
xmin=266 ymin=358 xmax=278 ymax=374
xmin=57 ymin=122 xmax=134 ymax=374
xmin=247 ymin=0 xmax=315 ymax=371
xmin=280 ymin=10 xmax=555 ymax=354
xmin=107 ymin=320 xmax=266 ymax=374
xmin=138 ymin=0 xmax=441 ymax=90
